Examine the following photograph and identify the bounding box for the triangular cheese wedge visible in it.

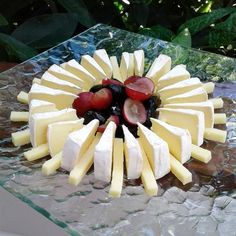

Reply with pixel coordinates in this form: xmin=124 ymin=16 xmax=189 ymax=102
xmin=29 ymin=99 xmax=57 ymax=115
xmin=110 ymin=56 xmax=122 ymax=82
xmin=120 ymin=52 xmax=134 ymax=81
xmin=134 ymin=49 xmax=144 ymax=76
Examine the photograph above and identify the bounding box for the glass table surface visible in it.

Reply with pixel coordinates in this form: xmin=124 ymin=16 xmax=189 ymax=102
xmin=0 ymin=24 xmax=236 ymax=236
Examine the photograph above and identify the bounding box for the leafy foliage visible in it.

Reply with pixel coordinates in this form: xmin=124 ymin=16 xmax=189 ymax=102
xmin=0 ymin=0 xmax=235 ymax=62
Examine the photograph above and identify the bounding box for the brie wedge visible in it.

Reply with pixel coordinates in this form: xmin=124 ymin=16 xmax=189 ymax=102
xmin=64 ymin=59 xmax=96 ymax=89
xmin=81 ymin=55 xmax=106 ymax=81
xmin=120 ymin=52 xmax=134 ymax=81
xmin=29 ymin=84 xmax=77 ymax=109
xmin=151 ymin=119 xmax=191 ymax=164
xmin=158 ymin=108 xmax=205 ymax=146
xmin=134 ymin=49 xmax=144 ymax=76
xmin=146 ymin=54 xmax=171 ymax=84
xmin=29 ymin=99 xmax=57 ymax=115
xmin=29 ymin=108 xmax=77 ymax=147
xmin=41 ymin=71 xmax=81 ymax=95
xmin=48 ymin=64 xmax=84 ymax=88
xmin=157 ymin=65 xmax=190 ymax=89
xmin=137 ymin=122 xmax=170 ymax=179
xmin=110 ymin=56 xmax=123 ymax=82
xmin=61 ymin=119 xmax=99 ymax=171
xmin=164 ymin=101 xmax=214 ymax=128
xmin=93 ymin=49 xmax=113 ymax=78
xmin=122 ymin=125 xmax=143 ymax=179
xmin=94 ymin=121 xmax=116 ymax=182
xmin=47 ymin=119 xmax=84 ymax=157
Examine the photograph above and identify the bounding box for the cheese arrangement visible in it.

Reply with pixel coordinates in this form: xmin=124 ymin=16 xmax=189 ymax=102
xmin=10 ymin=49 xmax=227 ymax=198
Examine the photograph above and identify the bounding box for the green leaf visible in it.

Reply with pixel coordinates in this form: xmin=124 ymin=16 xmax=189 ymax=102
xmin=0 ymin=33 xmax=37 ymax=61
xmin=0 ymin=14 xmax=8 ymax=26
xmin=179 ymin=7 xmax=235 ymax=35
xmin=172 ymin=28 xmax=192 ymax=47
xmin=208 ymin=29 xmax=234 ymax=48
xmin=56 ymin=0 xmax=96 ymax=27
xmin=139 ymin=25 xmax=175 ymax=41
xmin=11 ymin=13 xmax=78 ymax=49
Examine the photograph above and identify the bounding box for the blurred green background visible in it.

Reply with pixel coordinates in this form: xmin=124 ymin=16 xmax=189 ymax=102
xmin=0 ymin=0 xmax=235 ymax=63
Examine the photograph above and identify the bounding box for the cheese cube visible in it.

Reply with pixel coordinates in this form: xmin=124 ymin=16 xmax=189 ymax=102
xmin=110 ymin=56 xmax=123 ymax=82
xmin=47 ymin=119 xmax=84 ymax=157
xmin=137 ymin=122 xmax=170 ymax=179
xmin=48 ymin=64 xmax=84 ymax=88
xmin=42 ymin=152 xmax=62 ymax=175
xmin=202 ymin=82 xmax=215 ymax=94
xmin=120 ymin=52 xmax=134 ymax=81
xmin=157 ymin=65 xmax=190 ymax=89
xmin=209 ymin=98 xmax=224 ymax=109
xmin=204 ymin=128 xmax=227 ymax=143
xmin=69 ymin=133 xmax=101 ymax=186
xmin=164 ymin=101 xmax=214 ymax=128
xmin=191 ymin=144 xmax=212 ymax=163
xmin=29 ymin=108 xmax=77 ymax=147
xmin=214 ymin=113 xmax=227 ymax=124
xmin=11 ymin=129 xmax=30 ymax=146
xmin=81 ymin=55 xmax=106 ymax=81
xmin=24 ymin=143 xmax=49 ymax=161
xmin=109 ymin=138 xmax=124 ymax=198
xmin=17 ymin=91 xmax=29 ymax=104
xmin=93 ymin=49 xmax=113 ymax=78
xmin=94 ymin=121 xmax=116 ymax=182
xmin=138 ymin=139 xmax=158 ymax=196
xmin=151 ymin=119 xmax=191 ymax=164
xmin=146 ymin=54 xmax=171 ymax=84
xmin=158 ymin=108 xmax=205 ymax=146
xmin=10 ymin=111 xmax=29 ymax=122
xmin=64 ymin=59 xmax=96 ymax=89
xmin=29 ymin=84 xmax=77 ymax=110
xmin=134 ymin=49 xmax=144 ymax=76
xmin=29 ymin=99 xmax=57 ymax=115
xmin=61 ymin=119 xmax=99 ymax=171
xmin=122 ymin=125 xmax=143 ymax=179
xmin=41 ymin=71 xmax=81 ymax=94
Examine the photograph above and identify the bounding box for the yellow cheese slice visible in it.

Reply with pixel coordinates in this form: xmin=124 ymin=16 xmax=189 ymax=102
xmin=214 ymin=113 xmax=227 ymax=124
xmin=42 ymin=152 xmax=62 ymax=175
xmin=10 ymin=111 xmax=29 ymax=122
xmin=191 ymin=144 xmax=211 ymax=163
xmin=17 ymin=91 xmax=29 ymax=104
xmin=69 ymin=133 xmax=101 ymax=186
xmin=170 ymin=154 xmax=192 ymax=185
xmin=11 ymin=129 xmax=30 ymax=146
xmin=204 ymin=128 xmax=227 ymax=143
xmin=202 ymin=82 xmax=215 ymax=94
xmin=110 ymin=56 xmax=123 ymax=82
xmin=134 ymin=49 xmax=144 ymax=76
xmin=109 ymin=138 xmax=124 ymax=198
xmin=138 ymin=139 xmax=158 ymax=197
xmin=209 ymin=98 xmax=224 ymax=109
xmin=24 ymin=143 xmax=49 ymax=161
xmin=32 ymin=78 xmax=41 ymax=84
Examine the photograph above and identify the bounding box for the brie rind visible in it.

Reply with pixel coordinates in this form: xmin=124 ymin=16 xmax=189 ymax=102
xmin=29 ymin=108 xmax=77 ymax=147
xmin=61 ymin=119 xmax=99 ymax=171
xmin=137 ymin=123 xmax=170 ymax=179
xmin=151 ymin=119 xmax=191 ymax=164
xmin=122 ymin=125 xmax=143 ymax=179
xmin=134 ymin=49 xmax=144 ymax=76
xmin=94 ymin=121 xmax=116 ymax=182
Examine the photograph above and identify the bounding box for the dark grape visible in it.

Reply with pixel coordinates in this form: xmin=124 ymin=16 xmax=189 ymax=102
xmin=83 ymin=110 xmax=107 ymax=125
xmin=89 ymin=84 xmax=105 ymax=93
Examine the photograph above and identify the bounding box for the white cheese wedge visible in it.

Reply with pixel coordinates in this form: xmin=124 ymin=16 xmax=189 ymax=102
xmin=60 ymin=62 xmax=66 ymax=69
xmin=42 ymin=152 xmax=62 ymax=175
xmin=138 ymin=139 xmax=158 ymax=196
xmin=32 ymin=78 xmax=41 ymax=84
xmin=137 ymin=122 xmax=170 ymax=179
xmin=94 ymin=121 xmax=116 ymax=182
xmin=24 ymin=143 xmax=49 ymax=161
xmin=11 ymin=129 xmax=30 ymax=146
xmin=191 ymin=144 xmax=212 ymax=163
xmin=69 ymin=133 xmax=102 ymax=186
xmin=81 ymin=55 xmax=106 ymax=81
xmin=29 ymin=99 xmax=57 ymax=115
xmin=164 ymin=101 xmax=214 ymax=128
xmin=134 ymin=49 xmax=144 ymax=76
xmin=10 ymin=111 xmax=29 ymax=122
xmin=202 ymin=82 xmax=215 ymax=94
xmin=209 ymin=98 xmax=224 ymax=109
xmin=41 ymin=71 xmax=81 ymax=95
xmin=158 ymin=108 xmax=205 ymax=146
xmin=151 ymin=119 xmax=191 ymax=164
xmin=158 ymin=77 xmax=202 ymax=102
xmin=122 ymin=125 xmax=143 ymax=179
xmin=165 ymin=87 xmax=208 ymax=105
xmin=204 ymin=128 xmax=227 ymax=143
xmin=157 ymin=65 xmax=190 ymax=89
xmin=47 ymin=64 xmax=84 ymax=88
xmin=93 ymin=49 xmax=113 ymax=78
xmin=109 ymin=138 xmax=124 ymax=198
xmin=29 ymin=84 xmax=77 ymax=110
xmin=47 ymin=119 xmax=84 ymax=157
xmin=110 ymin=56 xmax=123 ymax=82
xmin=29 ymin=108 xmax=77 ymax=147
xmin=146 ymin=54 xmax=171 ymax=84
xmin=61 ymin=119 xmax=99 ymax=171
xmin=64 ymin=59 xmax=96 ymax=89
xmin=17 ymin=91 xmax=29 ymax=104
xmin=120 ymin=52 xmax=134 ymax=81
xmin=214 ymin=113 xmax=227 ymax=124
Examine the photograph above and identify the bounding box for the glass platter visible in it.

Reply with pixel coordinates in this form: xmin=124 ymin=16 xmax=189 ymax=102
xmin=0 ymin=24 xmax=236 ymax=236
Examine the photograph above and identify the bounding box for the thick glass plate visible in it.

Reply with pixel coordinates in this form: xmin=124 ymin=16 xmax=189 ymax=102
xmin=0 ymin=24 xmax=236 ymax=236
